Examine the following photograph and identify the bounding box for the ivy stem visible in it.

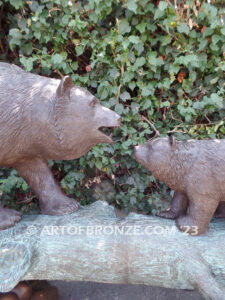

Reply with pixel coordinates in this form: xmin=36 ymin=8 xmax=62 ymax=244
xmin=140 ymin=115 xmax=160 ymax=137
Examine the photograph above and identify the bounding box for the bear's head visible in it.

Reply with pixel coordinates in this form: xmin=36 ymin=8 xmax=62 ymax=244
xmin=53 ymin=76 xmax=121 ymax=159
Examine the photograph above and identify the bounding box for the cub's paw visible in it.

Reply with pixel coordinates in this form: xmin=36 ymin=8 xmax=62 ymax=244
xmin=40 ymin=196 xmax=79 ymax=216
xmin=0 ymin=208 xmax=22 ymax=230
xmin=175 ymin=215 xmax=206 ymax=236
xmin=158 ymin=208 xmax=180 ymax=220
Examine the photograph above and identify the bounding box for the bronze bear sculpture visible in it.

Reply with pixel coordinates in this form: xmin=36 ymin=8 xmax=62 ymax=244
xmin=134 ymin=135 xmax=225 ymax=235
xmin=0 ymin=62 xmax=121 ymax=230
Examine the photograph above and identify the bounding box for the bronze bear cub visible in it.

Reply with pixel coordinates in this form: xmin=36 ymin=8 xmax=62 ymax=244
xmin=135 ymin=135 xmax=225 ymax=235
xmin=0 ymin=62 xmax=120 ymax=230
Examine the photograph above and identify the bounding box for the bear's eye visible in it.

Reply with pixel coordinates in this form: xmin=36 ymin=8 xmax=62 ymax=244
xmin=89 ymin=98 xmax=98 ymax=107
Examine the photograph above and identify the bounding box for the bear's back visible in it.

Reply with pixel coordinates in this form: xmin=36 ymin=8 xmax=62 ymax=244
xmin=0 ymin=63 xmax=59 ymax=164
xmin=0 ymin=63 xmax=57 ymax=102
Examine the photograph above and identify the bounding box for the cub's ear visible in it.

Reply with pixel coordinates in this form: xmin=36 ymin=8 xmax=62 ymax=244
xmin=56 ymin=76 xmax=74 ymax=99
xmin=168 ymin=133 xmax=176 ymax=150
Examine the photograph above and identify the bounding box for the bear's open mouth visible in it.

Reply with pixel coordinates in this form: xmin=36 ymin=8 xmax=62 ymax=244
xmin=98 ymin=126 xmax=118 ymax=144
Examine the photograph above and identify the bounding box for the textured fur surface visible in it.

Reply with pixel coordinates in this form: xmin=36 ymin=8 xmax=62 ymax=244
xmin=135 ymin=136 xmax=225 ymax=235
xmin=0 ymin=62 xmax=121 ymax=230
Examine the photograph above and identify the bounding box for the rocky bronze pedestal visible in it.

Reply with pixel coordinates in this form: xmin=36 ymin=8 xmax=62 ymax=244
xmin=0 ymin=201 xmax=225 ymax=300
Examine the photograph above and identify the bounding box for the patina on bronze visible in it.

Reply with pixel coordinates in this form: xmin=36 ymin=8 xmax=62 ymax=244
xmin=1 ymin=201 xmax=225 ymax=299
xmin=0 ymin=62 xmax=121 ymax=230
xmin=134 ymin=135 xmax=225 ymax=235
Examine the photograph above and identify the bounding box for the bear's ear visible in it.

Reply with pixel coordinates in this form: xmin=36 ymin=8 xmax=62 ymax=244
xmin=168 ymin=133 xmax=176 ymax=150
xmin=56 ymin=76 xmax=74 ymax=99
xmin=54 ymin=76 xmax=74 ymax=144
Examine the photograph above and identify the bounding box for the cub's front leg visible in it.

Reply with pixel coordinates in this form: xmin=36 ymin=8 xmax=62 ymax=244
xmin=158 ymin=191 xmax=188 ymax=220
xmin=15 ymin=158 xmax=79 ymax=216
xmin=176 ymin=193 xmax=219 ymax=235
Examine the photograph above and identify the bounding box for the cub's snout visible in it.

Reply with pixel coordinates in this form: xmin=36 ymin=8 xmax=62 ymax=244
xmin=134 ymin=144 xmax=148 ymax=167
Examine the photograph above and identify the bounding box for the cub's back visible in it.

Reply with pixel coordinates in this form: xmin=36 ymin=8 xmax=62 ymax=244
xmin=185 ymin=139 xmax=225 ymax=194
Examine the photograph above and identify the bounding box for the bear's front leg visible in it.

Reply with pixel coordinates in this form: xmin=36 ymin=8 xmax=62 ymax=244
xmin=0 ymin=203 xmax=22 ymax=230
xmin=158 ymin=191 xmax=188 ymax=219
xmin=176 ymin=194 xmax=219 ymax=235
xmin=15 ymin=159 xmax=79 ymax=216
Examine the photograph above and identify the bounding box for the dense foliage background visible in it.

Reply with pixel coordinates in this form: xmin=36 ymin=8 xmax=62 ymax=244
xmin=0 ymin=0 xmax=224 ymax=214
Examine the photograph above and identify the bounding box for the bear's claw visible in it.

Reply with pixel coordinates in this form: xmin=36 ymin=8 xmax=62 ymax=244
xmin=0 ymin=208 xmax=22 ymax=230
xmin=40 ymin=196 xmax=79 ymax=216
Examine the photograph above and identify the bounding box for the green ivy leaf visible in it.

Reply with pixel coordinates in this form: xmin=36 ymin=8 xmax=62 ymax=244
xmin=119 ymin=19 xmax=131 ymax=35
xmin=203 ymin=27 xmax=213 ymax=37
xmin=20 ymin=57 xmax=35 ymax=72
xmin=129 ymin=82 xmax=136 ymax=91
xmin=161 ymin=35 xmax=171 ymax=46
xmin=51 ymin=54 xmax=63 ymax=65
xmin=134 ymin=43 xmax=144 ymax=55
xmin=212 ymin=35 xmax=220 ymax=44
xmin=21 ymin=42 xmax=33 ymax=55
xmin=115 ymin=103 xmax=124 ymax=114
xmin=154 ymin=8 xmax=165 ymax=20
xmin=8 ymin=0 xmax=23 ymax=9
xmin=210 ymin=93 xmax=223 ymax=108
xmin=128 ymin=35 xmax=140 ymax=44
xmin=158 ymin=1 xmax=168 ymax=10
xmin=76 ymin=45 xmax=84 ymax=56
xmin=160 ymin=101 xmax=170 ymax=108
xmin=177 ymin=24 xmax=189 ymax=35
xmin=136 ymin=22 xmax=147 ymax=34
xmin=8 ymin=29 xmax=22 ymax=47
xmin=95 ymin=160 xmax=102 ymax=170
xmin=109 ymin=69 xmax=120 ymax=79
xmin=142 ymin=99 xmax=152 ymax=109
xmin=133 ymin=57 xmax=146 ymax=70
xmin=120 ymin=91 xmax=131 ymax=101
xmin=141 ymin=84 xmax=154 ymax=96
xmin=126 ymin=0 xmax=137 ymax=13
xmin=131 ymin=102 xmax=139 ymax=114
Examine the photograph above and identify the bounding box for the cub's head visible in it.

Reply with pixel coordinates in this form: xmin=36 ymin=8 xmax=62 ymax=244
xmin=134 ymin=135 xmax=176 ymax=173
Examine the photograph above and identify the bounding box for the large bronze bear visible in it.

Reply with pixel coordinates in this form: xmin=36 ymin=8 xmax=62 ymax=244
xmin=135 ymin=135 xmax=225 ymax=235
xmin=0 ymin=62 xmax=120 ymax=230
